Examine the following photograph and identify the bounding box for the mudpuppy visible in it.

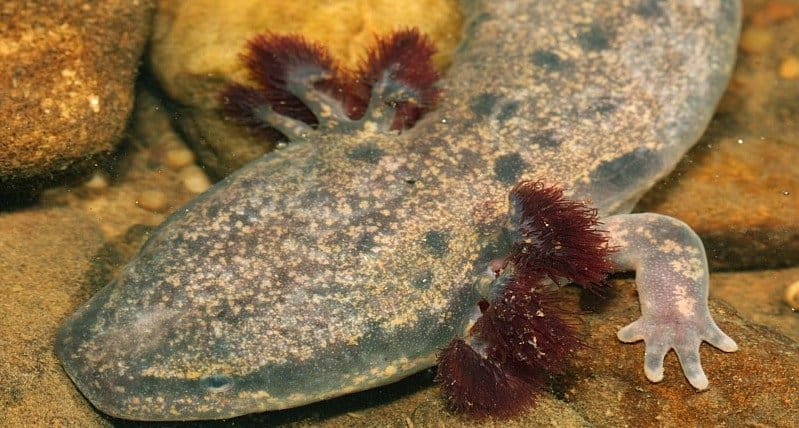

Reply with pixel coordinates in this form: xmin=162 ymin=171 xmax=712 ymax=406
xmin=56 ymin=0 xmax=741 ymax=421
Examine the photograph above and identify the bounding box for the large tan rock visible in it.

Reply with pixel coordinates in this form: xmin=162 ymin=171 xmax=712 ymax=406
xmin=0 ymin=0 xmax=154 ymax=191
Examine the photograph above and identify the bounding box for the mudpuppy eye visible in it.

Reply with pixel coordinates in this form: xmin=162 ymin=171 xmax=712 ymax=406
xmin=202 ymin=374 xmax=233 ymax=393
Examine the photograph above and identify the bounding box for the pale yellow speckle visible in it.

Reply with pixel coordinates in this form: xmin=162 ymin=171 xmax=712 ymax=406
xmin=659 ymin=239 xmax=683 ymax=254
xmin=88 ymin=94 xmax=100 ymax=113
xmin=240 ymin=390 xmax=272 ymax=400
xmin=671 ymin=283 xmax=697 ymax=318
xmin=669 ymin=258 xmax=704 ymax=282
xmin=383 ymin=365 xmax=397 ymax=377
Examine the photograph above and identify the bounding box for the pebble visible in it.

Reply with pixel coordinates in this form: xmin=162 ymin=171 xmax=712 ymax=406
xmin=0 ymin=0 xmax=153 ymax=185
xmin=136 ymin=190 xmax=168 ymax=212
xmin=164 ymin=148 xmax=195 ymax=170
xmin=179 ymin=166 xmax=212 ymax=194
xmin=785 ymin=281 xmax=799 ymax=310
xmin=739 ymin=27 xmax=775 ymax=54
xmin=778 ymin=56 xmax=799 ymax=80
xmin=83 ymin=172 xmax=109 ymax=190
xmin=751 ymin=1 xmax=799 ymax=26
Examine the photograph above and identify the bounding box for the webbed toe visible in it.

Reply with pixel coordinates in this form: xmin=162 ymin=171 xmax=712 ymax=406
xmin=675 ymin=343 xmax=708 ymax=389
xmin=618 ymin=315 xmax=738 ymax=390
xmin=704 ymin=321 xmax=739 ymax=352
xmin=617 ymin=318 xmax=645 ymax=343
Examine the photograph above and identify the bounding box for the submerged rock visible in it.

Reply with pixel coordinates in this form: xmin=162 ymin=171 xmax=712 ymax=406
xmin=0 ymin=0 xmax=154 ymax=191
xmin=0 ymin=0 xmax=793 ymax=425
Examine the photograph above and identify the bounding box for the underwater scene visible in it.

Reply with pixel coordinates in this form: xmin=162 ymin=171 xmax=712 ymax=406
xmin=1 ymin=0 xmax=797 ymax=426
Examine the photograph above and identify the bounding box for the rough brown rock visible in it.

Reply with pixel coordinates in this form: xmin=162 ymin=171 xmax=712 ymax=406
xmin=0 ymin=0 xmax=154 ymax=191
xmin=567 ymin=282 xmax=797 ymax=427
xmin=711 ymin=267 xmax=799 ymax=339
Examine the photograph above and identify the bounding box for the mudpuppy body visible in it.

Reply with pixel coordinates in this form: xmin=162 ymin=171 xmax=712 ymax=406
xmin=56 ymin=0 xmax=741 ymax=421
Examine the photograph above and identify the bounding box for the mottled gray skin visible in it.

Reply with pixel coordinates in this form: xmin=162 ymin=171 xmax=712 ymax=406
xmin=57 ymin=0 xmax=741 ymax=421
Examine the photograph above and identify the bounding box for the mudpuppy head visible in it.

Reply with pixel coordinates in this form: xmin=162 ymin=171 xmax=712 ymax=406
xmin=56 ymin=28 xmax=447 ymax=421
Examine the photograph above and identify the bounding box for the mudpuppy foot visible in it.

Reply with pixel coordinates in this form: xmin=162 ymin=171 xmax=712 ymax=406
xmin=604 ymin=213 xmax=738 ymax=390
xmin=616 ymin=308 xmax=738 ymax=389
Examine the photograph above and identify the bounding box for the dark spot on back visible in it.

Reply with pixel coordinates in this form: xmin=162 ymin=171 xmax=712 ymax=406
xmin=531 ymin=50 xmax=567 ymax=71
xmin=356 ymin=233 xmax=375 ymax=252
xmin=205 ymin=205 xmax=219 ymax=219
xmin=470 ymin=93 xmax=498 ymax=117
xmin=532 ymin=130 xmax=560 ymax=148
xmin=587 ymin=97 xmax=618 ymax=115
xmin=633 ymin=0 xmax=665 ymax=18
xmin=412 ymin=271 xmax=434 ymax=290
xmin=348 ymin=143 xmax=384 ymax=164
xmin=497 ymin=101 xmax=520 ymax=122
xmin=493 ymin=153 xmax=526 ymax=185
xmin=170 ymin=231 xmax=187 ymax=247
xmin=358 ymin=210 xmax=393 ymax=228
xmin=590 ymin=147 xmax=661 ymax=189
xmin=577 ymin=25 xmax=612 ymax=52
xmin=214 ymin=306 xmax=242 ymax=323
xmin=423 ymin=230 xmax=449 ymax=258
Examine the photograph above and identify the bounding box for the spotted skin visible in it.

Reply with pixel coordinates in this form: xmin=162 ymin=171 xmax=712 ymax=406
xmin=56 ymin=0 xmax=741 ymax=421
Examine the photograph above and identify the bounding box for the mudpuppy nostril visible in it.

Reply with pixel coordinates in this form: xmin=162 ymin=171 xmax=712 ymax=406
xmin=202 ymin=374 xmax=233 ymax=393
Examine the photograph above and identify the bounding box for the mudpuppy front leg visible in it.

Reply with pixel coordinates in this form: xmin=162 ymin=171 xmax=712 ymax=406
xmin=603 ymin=213 xmax=738 ymax=390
